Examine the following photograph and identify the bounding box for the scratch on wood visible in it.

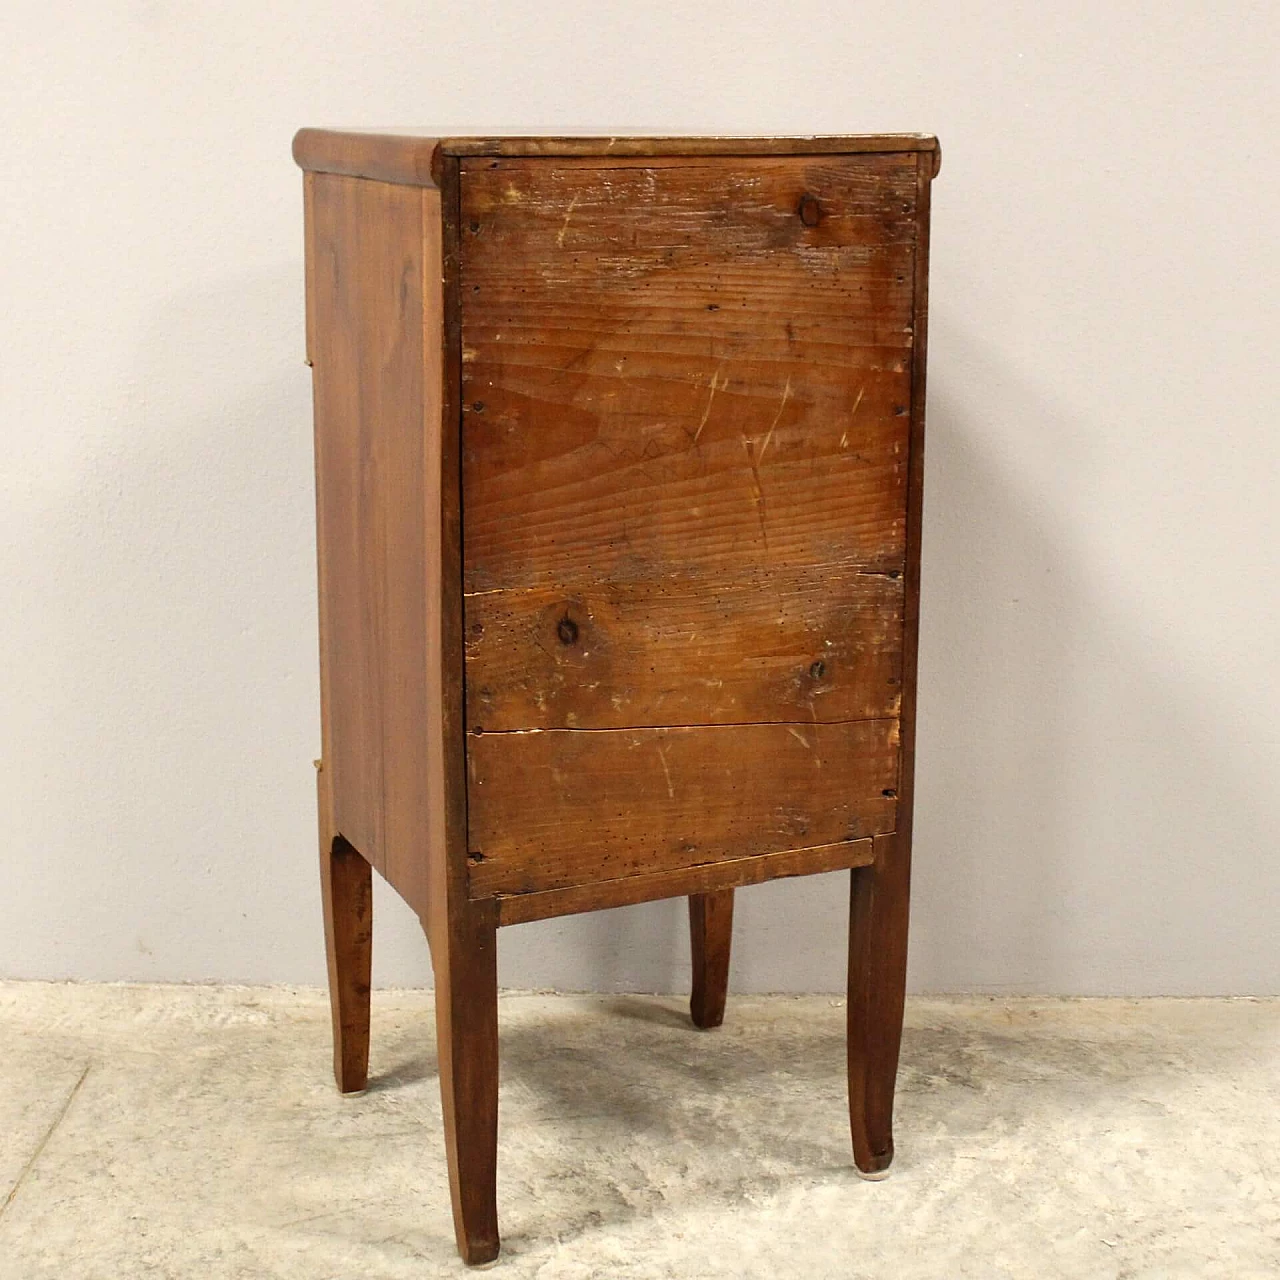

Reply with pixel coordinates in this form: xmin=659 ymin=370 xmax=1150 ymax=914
xmin=740 ymin=433 xmax=770 ymax=553
xmin=556 ymin=193 xmax=581 ymax=247
xmin=657 ymin=743 xmax=675 ymax=798
xmin=694 ymin=365 xmax=726 ymax=443
xmin=850 ymin=384 xmax=866 ymax=420
xmin=0 ymin=1062 xmax=91 ymax=1222
xmin=786 ymin=726 xmax=811 ymax=749
xmin=759 ymin=375 xmax=792 ymax=458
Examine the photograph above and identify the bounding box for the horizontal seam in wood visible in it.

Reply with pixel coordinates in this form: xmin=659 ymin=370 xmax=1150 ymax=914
xmin=470 ymin=716 xmax=899 ymax=736
xmin=462 ymin=569 xmax=904 ymax=600
xmin=483 ymin=836 xmax=883 ymax=916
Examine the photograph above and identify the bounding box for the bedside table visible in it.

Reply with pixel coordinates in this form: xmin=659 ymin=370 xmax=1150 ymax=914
xmin=293 ymin=129 xmax=938 ymax=1264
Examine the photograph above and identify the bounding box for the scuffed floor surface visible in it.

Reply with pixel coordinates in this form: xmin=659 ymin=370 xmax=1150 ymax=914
xmin=1 ymin=986 xmax=1277 ymax=1278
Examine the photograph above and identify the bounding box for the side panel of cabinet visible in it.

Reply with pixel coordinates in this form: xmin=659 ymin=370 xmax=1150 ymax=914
xmin=306 ymin=172 xmax=450 ymax=916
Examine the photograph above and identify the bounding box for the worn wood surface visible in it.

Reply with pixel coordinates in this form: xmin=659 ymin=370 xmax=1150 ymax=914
xmin=466 ymin=564 xmax=903 ymax=730
xmin=689 ymin=890 xmax=734 ymax=1029
xmin=845 ymin=150 xmax=934 ymax=1178
xmin=494 ymin=836 xmax=874 ymax=926
xmin=460 ymin=154 xmax=914 ymax=898
xmin=460 ymin=154 xmax=915 ymax=591
xmin=467 ymin=719 xmax=897 ymax=895
xmin=293 ymin=128 xmax=939 ymax=188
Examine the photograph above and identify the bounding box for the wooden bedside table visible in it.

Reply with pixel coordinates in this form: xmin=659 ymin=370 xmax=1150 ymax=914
xmin=293 ymin=129 xmax=938 ymax=1265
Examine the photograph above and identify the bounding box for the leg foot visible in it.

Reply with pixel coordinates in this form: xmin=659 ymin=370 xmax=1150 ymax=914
xmin=320 ymin=826 xmax=372 ymax=1094
xmin=847 ymin=832 xmax=910 ymax=1175
xmin=689 ymin=889 xmax=734 ymax=1029
xmin=433 ymin=903 xmax=500 ymax=1265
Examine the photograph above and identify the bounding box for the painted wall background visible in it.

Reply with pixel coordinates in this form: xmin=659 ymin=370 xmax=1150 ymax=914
xmin=3 ymin=1 xmax=1277 ymax=993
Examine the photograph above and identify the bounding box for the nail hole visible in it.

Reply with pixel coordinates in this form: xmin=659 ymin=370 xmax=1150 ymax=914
xmin=469 ymin=220 xmax=481 ymax=233
xmin=809 ymin=660 xmax=826 ymax=680
xmin=472 ymin=401 xmax=485 ymax=412
xmin=468 ymin=850 xmax=486 ymax=863
xmin=882 ymin=788 xmax=897 ymax=798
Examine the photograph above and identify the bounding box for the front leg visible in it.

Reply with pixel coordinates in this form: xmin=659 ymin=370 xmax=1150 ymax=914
xmin=431 ymin=901 xmax=501 ymax=1265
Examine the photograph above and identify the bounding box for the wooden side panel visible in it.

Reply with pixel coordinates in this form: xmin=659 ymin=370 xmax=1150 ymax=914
xmin=306 ymin=173 xmax=443 ymax=913
xmin=467 ymin=719 xmax=899 ymax=895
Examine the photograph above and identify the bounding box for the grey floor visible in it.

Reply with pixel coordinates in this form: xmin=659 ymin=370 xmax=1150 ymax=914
xmin=1 ymin=984 xmax=1277 ymax=1278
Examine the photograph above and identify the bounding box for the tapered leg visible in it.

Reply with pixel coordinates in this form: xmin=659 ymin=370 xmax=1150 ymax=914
xmin=320 ymin=832 xmax=373 ymax=1094
xmin=688 ymin=889 xmax=734 ymax=1029
xmin=847 ymin=832 xmax=911 ymax=1177
xmin=432 ymin=904 xmax=500 ymax=1265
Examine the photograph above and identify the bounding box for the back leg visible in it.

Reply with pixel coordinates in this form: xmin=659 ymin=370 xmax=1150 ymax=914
xmin=688 ymin=889 xmax=734 ymax=1029
xmin=318 ymin=768 xmax=372 ymax=1092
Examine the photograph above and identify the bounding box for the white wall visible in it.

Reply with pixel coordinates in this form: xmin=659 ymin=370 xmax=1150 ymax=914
xmin=2 ymin=1 xmax=1277 ymax=994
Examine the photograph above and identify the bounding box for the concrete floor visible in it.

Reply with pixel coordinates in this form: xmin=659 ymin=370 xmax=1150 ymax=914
xmin=0 ymin=986 xmax=1277 ymax=1279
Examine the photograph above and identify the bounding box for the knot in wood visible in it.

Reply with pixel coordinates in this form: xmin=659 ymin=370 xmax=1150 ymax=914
xmin=798 ymin=193 xmax=822 ymax=227
xmin=557 ymin=616 xmax=579 ymax=646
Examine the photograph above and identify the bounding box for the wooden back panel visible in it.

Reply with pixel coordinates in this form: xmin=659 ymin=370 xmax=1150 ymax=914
xmin=460 ymin=154 xmax=920 ymax=897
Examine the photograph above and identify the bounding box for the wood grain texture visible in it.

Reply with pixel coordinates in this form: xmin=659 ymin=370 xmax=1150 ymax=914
xmin=689 ymin=890 xmax=734 ymax=1029
xmin=467 ymin=719 xmax=898 ymax=895
xmin=845 ymin=151 xmax=934 ymax=1180
xmin=465 ymin=565 xmax=903 ymax=730
xmin=293 ymin=129 xmax=939 ymax=188
xmin=493 ymin=836 xmax=874 ymax=925
xmin=305 ymin=173 xmax=448 ymax=920
xmin=459 ymin=154 xmax=915 ymax=593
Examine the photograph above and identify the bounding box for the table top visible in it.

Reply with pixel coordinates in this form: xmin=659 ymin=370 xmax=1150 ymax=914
xmin=292 ymin=129 xmax=941 ymax=188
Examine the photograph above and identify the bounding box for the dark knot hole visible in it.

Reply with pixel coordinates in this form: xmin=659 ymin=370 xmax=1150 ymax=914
xmin=557 ymin=616 xmax=579 ymax=646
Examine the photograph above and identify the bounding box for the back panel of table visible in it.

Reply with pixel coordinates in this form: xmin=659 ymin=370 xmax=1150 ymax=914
xmin=459 ymin=153 xmax=918 ymax=900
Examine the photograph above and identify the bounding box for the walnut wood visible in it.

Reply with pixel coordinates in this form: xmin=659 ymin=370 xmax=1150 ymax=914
xmin=307 ymin=171 xmax=436 ymax=915
xmin=467 ymin=719 xmax=898 ymax=896
xmin=494 ymin=836 xmax=874 ymax=926
xmin=845 ymin=150 xmax=934 ymax=1177
xmin=428 ymin=899 xmax=499 ymax=1265
xmin=689 ymin=890 xmax=734 ymax=1029
xmin=847 ymin=832 xmax=910 ymax=1174
xmin=299 ymin=132 xmax=937 ymax=1263
xmin=293 ymin=128 xmax=940 ymax=188
xmin=317 ymin=765 xmax=372 ymax=1093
